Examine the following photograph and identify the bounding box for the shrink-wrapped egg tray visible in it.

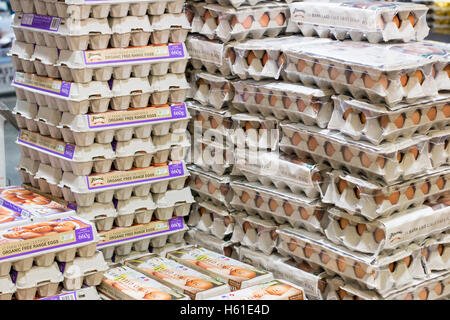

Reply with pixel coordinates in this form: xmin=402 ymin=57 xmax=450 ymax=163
xmin=231 ymin=113 xmax=280 ymax=151
xmin=428 ymin=128 xmax=450 ymax=170
xmin=185 ymin=228 xmax=239 ymax=259
xmin=189 ymin=71 xmax=234 ymax=109
xmin=187 ymin=100 xmax=234 ymax=136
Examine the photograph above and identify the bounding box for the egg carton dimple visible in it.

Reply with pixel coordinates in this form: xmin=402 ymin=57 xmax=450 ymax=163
xmin=230 ymin=180 xmax=326 ymax=233
xmin=282 ymin=41 xmax=439 ymax=107
xmin=278 ymin=228 xmax=427 ymax=295
xmin=187 ymin=164 xmax=234 ymax=209
xmin=190 ymin=71 xmax=234 ymax=109
xmin=289 ymin=2 xmax=430 ymax=43
xmin=185 ymin=228 xmax=238 ymax=259
xmin=232 ymin=79 xmax=334 ymax=128
xmin=329 ymin=95 xmax=450 ymax=145
xmin=323 ymin=168 xmax=450 ymax=220
xmin=280 ymin=122 xmax=434 ymax=185
xmin=187 ymin=199 xmax=235 ymax=240
xmin=428 ymin=128 xmax=450 ymax=170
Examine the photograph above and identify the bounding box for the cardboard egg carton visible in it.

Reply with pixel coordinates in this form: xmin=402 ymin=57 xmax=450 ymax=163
xmin=280 ymin=122 xmax=435 ymax=184
xmin=8 ymin=41 xmax=36 ymax=75
xmin=323 ymin=168 xmax=450 ymax=220
xmin=40 ymin=286 xmax=101 ymax=300
xmin=0 ymin=276 xmax=15 ymax=300
xmin=0 ymin=216 xmax=98 ymax=278
xmin=428 ymin=128 xmax=450 ymax=170
xmin=329 ymin=94 xmax=450 ymax=145
xmin=149 ymin=73 xmax=191 ymax=105
xmin=166 ymin=245 xmax=274 ymax=291
xmin=184 ymin=228 xmax=239 ymax=259
xmin=149 ymin=241 xmax=187 ymax=257
xmin=234 ymin=150 xmax=325 ymax=199
xmin=151 ymin=187 xmax=195 ymax=221
xmin=282 ymin=41 xmax=439 ymax=106
xmin=236 ymin=245 xmax=329 ymax=300
xmin=110 ymin=241 xmax=187 ymax=264
xmin=12 ymin=0 xmax=186 ymax=19
xmin=186 ymin=34 xmax=235 ymax=76
xmin=98 ymin=264 xmax=188 ymax=300
xmin=230 ymin=180 xmax=326 ymax=233
xmin=11 ymin=99 xmax=39 ymax=133
xmin=189 ymin=71 xmax=234 ymax=109
xmin=187 ymin=164 xmax=234 ymax=208
xmin=187 ymin=199 xmax=235 ymax=240
xmin=421 ymin=231 xmax=450 ymax=274
xmin=229 ymin=36 xmax=330 ymax=81
xmin=324 ymin=202 xmax=450 ymax=256
xmin=17 ymin=157 xmax=41 ymax=189
xmin=187 ymin=101 xmax=233 ymax=137
xmin=189 ymin=0 xmax=276 ymax=9
xmin=278 ymin=227 xmax=429 ymax=295
xmin=232 ymin=79 xmax=334 ymax=128
xmin=289 ymin=2 xmax=429 ymax=43
xmin=190 ymin=2 xmax=290 ymax=42
xmin=231 ymin=213 xmax=280 ymax=255
xmin=192 ymin=134 xmax=236 ymax=176
xmin=149 ymin=13 xmax=191 ymax=45
xmin=125 ymin=253 xmax=231 ymax=300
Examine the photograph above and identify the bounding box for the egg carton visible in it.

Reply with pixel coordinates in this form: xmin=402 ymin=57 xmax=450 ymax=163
xmin=231 ymin=213 xmax=280 ymax=255
xmin=150 ymin=73 xmax=191 ymax=106
xmin=189 ymin=0 xmax=278 ymax=9
xmin=149 ymin=241 xmax=187 ymax=257
xmin=230 ymin=180 xmax=326 ymax=233
xmin=0 ymin=276 xmax=15 ymax=300
xmin=323 ymin=168 xmax=450 ymax=220
xmin=187 ymin=199 xmax=234 ymax=240
xmin=40 ymin=286 xmax=101 ymax=300
xmin=289 ymin=2 xmax=429 ymax=43
xmin=326 ymin=271 xmax=450 ymax=300
xmin=229 ymin=36 xmax=330 ymax=81
xmin=185 ymin=228 xmax=238 ymax=259
xmin=325 ymin=201 xmax=450 ymax=256
xmin=190 ymin=2 xmax=289 ymax=43
xmin=17 ymin=157 xmax=40 ymax=189
xmin=329 ymin=94 xmax=450 ymax=145
xmin=232 ymin=79 xmax=334 ymax=128
xmin=57 ymin=161 xmax=188 ymax=206
xmin=428 ymin=128 xmax=450 ymax=170
xmin=236 ymin=246 xmax=329 ymax=300
xmin=421 ymin=231 xmax=450 ymax=274
xmin=187 ymin=164 xmax=234 ymax=208
xmin=98 ymin=217 xmax=188 ymax=260
xmin=125 ymin=253 xmax=230 ymax=300
xmin=149 ymin=13 xmax=191 ymax=45
xmin=282 ymin=41 xmax=439 ymax=107
xmin=32 ymin=162 xmax=64 ymax=198
xmin=280 ymin=122 xmax=434 ymax=185
xmin=152 ymin=187 xmax=195 ymax=221
xmin=186 ymin=34 xmax=235 ymax=76
xmin=278 ymin=227 xmax=428 ymax=295
xmin=187 ymin=100 xmax=234 ymax=137
xmin=11 ymin=99 xmax=39 ymax=134
xmin=234 ymin=150 xmax=325 ymax=199
xmin=10 ymin=43 xmax=189 ymax=83
xmin=190 ymin=71 xmax=234 ymax=109
xmin=12 ymin=0 xmax=186 ymax=19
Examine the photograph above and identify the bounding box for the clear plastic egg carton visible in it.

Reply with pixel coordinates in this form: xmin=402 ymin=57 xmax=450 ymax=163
xmin=289 ymin=2 xmax=429 ymax=43
xmin=428 ymin=128 xmax=450 ymax=169
xmin=232 ymin=79 xmax=333 ymax=128
xmin=187 ymin=100 xmax=233 ymax=136
xmin=190 ymin=2 xmax=290 ymax=43
xmin=190 ymin=71 xmax=234 ymax=109
xmin=185 ymin=34 xmax=235 ymax=76
xmin=184 ymin=228 xmax=238 ymax=259
xmin=278 ymin=228 xmax=428 ymax=296
xmin=11 ymin=0 xmax=186 ymax=19
xmin=329 ymin=94 xmax=450 ymax=145
xmin=60 ymin=251 xmax=108 ymax=291
xmin=230 ymin=180 xmax=326 ymax=233
xmin=421 ymin=231 xmax=450 ymax=274
xmin=57 ymin=161 xmax=189 ymax=206
xmin=192 ymin=134 xmax=236 ymax=176
xmin=323 ymin=168 xmax=450 ymax=221
xmin=280 ymin=122 xmax=434 ymax=185
xmin=187 ymin=164 xmax=234 ymax=208
xmin=187 ymin=199 xmax=235 ymax=240
xmin=324 ymin=202 xmax=450 ymax=256
xmin=231 ymin=213 xmax=280 ymax=255
xmin=282 ymin=41 xmax=439 ymax=107
xmin=237 ymin=246 xmax=329 ymax=300
xmin=234 ymin=151 xmax=325 ymax=199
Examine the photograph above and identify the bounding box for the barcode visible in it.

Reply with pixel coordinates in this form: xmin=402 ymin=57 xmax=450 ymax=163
xmin=21 ymin=14 xmax=34 ymax=26
xmin=60 ymin=293 xmax=76 ymax=300
xmin=50 ymin=17 xmax=61 ymax=31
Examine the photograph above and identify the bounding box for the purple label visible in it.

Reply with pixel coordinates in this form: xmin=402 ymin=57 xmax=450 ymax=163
xmin=75 ymin=227 xmax=94 ymax=242
xmin=20 ymin=14 xmax=61 ymax=31
xmin=67 ymin=202 xmax=77 ymax=210
xmin=169 ymin=217 xmax=184 ymax=230
xmin=170 ymin=104 xmax=188 ymax=119
xmin=168 ymin=162 xmax=184 ymax=177
xmin=168 ymin=43 xmax=185 ymax=59
xmin=17 ymin=130 xmax=76 ymax=160
xmin=41 ymin=292 xmax=77 ymax=300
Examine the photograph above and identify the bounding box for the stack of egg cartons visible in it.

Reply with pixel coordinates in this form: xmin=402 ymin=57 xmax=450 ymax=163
xmin=275 ymin=1 xmax=450 ymax=300
xmin=8 ymin=0 xmax=194 ymax=270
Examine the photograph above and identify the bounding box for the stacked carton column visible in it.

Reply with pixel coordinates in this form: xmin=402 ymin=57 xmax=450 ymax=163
xmin=4 ymin=0 xmax=195 ymax=299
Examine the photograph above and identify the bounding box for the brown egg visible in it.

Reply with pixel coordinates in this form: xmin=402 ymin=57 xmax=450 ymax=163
xmin=307 ymin=136 xmax=318 ymax=152
xmin=210 ymin=118 xmax=219 ymax=129
xmin=312 ymin=172 xmax=322 ymax=183
xmin=297 ymin=99 xmax=306 ymax=112
xmin=314 ymin=210 xmax=323 ymax=221
xmin=255 ymin=90 xmax=264 ymax=104
xmin=291 ymin=132 xmax=302 ymax=146
xmin=388 ymin=191 xmax=400 ymax=205
xmin=297 ymin=59 xmax=307 ymax=72
xmin=427 ymin=107 xmax=437 ymax=121
xmin=345 ymin=69 xmax=357 ymax=84
xmin=223 ymin=246 xmax=232 ymax=257
xmin=313 ymin=61 xmax=322 ymax=76
xmin=374 ymin=228 xmax=385 ymax=243
xmin=185 ymin=279 xmax=214 ymax=290
xmin=392 ymin=15 xmax=400 ymax=28
xmin=434 ymin=283 xmax=443 ymax=296
xmin=436 ymin=176 xmax=445 ymax=190
xmin=195 ymin=177 xmax=203 ymax=189
xmin=400 ymin=73 xmax=409 ymax=87
xmin=443 ymin=104 xmax=450 ymax=118
xmin=438 ymin=244 xmax=444 ymax=256
xmin=328 ymin=66 xmax=339 ymax=80
xmin=303 ymin=244 xmax=314 ymax=258
xmin=320 ymin=251 xmax=331 ymax=264
xmin=271 ymin=230 xmax=278 ymax=241
xmin=324 ymin=142 xmax=336 ymax=156
xmin=199 ymin=207 xmax=207 ymax=215
xmin=342 ymin=108 xmax=353 ymax=120
xmin=409 ymin=147 xmax=419 ymax=160
xmin=422 ymin=248 xmax=430 ymax=260
xmin=415 ymin=70 xmax=424 ymax=85
xmin=379 ymin=115 xmax=390 ymax=129
xmin=242 ymin=15 xmax=253 ymax=29
xmin=255 ymin=195 xmax=264 ymax=208
xmin=230 ymin=267 xmax=256 ymax=279
xmin=338 ymin=289 xmax=347 ymax=300
xmin=394 ymin=114 xmax=405 ymax=128
xmin=300 ymin=208 xmax=310 ymax=220
xmin=397 ymin=152 xmax=404 ymax=163
xmin=245 ymin=122 xmax=254 ymax=131
xmin=208 ymin=182 xmax=217 ymax=194
xmin=446 ymin=64 xmax=450 ymax=77
xmin=421 ymin=181 xmax=430 ymax=195
xmin=360 ymin=152 xmax=372 ymax=168
xmin=220 ymin=185 xmax=229 ymax=195
xmin=283 ymin=202 xmax=294 ymax=217
xmin=225 ymin=49 xmax=236 ymax=64
xmin=318 ymin=280 xmax=327 ymax=293
xmin=262 ymin=52 xmax=269 ymax=66
xmin=402 ymin=255 xmax=412 ymax=268
xmin=311 ymin=102 xmax=321 ymax=113
xmin=282 ymin=96 xmax=291 ymax=109
xmin=337 ymin=256 xmax=347 ymax=272
xmin=275 ymin=13 xmax=285 ymax=26
xmin=407 ymin=12 xmax=416 ymax=27
xmin=411 ymin=110 xmax=421 ymax=124
xmin=388 ymin=262 xmax=396 ymax=273
xmin=403 ymin=293 xmax=413 ymax=300
xmin=277 ymin=54 xmax=286 ymax=68
xmin=359 ymin=112 xmax=367 ymax=124
xmin=363 ymin=73 xmax=376 ymax=88
xmin=222 ymin=82 xmax=231 ymax=95
xmin=342 ymin=147 xmax=354 ymax=162
xmin=247 ymin=51 xmax=257 ymax=66
xmin=418 ymin=288 xmax=428 ymax=300
xmin=240 ymin=191 xmax=250 ymax=203
xmin=339 ymin=218 xmax=349 ymax=230
xmin=298 ymin=261 xmax=312 ymax=272
xmin=259 ymin=13 xmax=270 ymax=27
xmin=356 ymin=224 xmax=367 ymax=236
xmin=243 ymin=221 xmax=252 ymax=233
xmin=354 ymin=187 xmax=361 ymax=199
xmin=143 ymin=291 xmax=172 ymax=300
xmin=269 ymin=199 xmax=278 ymax=211
xmin=337 ymin=179 xmax=348 ymax=194
xmin=404 ymin=186 xmax=415 ymax=200
xmin=269 ymin=93 xmax=278 ymax=106
xmin=288 ymin=241 xmax=298 ymax=252
xmin=354 ymin=262 xmax=366 ymax=279
xmin=204 ymin=10 xmax=213 ymax=21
